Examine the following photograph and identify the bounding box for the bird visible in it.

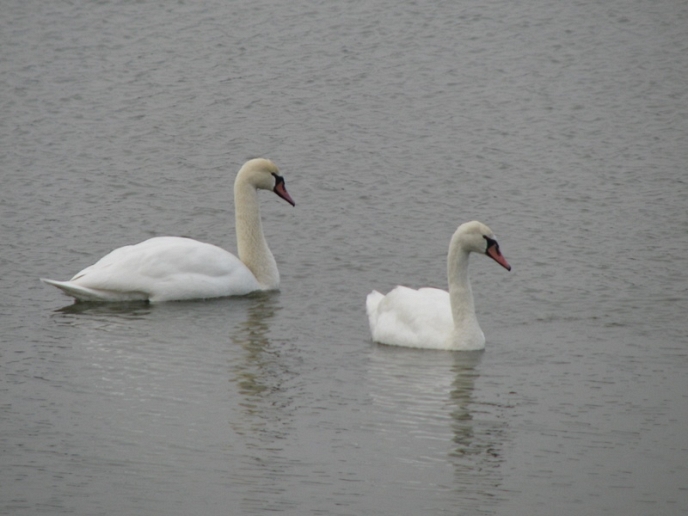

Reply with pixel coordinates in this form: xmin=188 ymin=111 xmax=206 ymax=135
xmin=42 ymin=158 xmax=295 ymax=303
xmin=366 ymin=221 xmax=511 ymax=350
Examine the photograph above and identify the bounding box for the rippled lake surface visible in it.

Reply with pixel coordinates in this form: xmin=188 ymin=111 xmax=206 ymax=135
xmin=2 ymin=0 xmax=687 ymax=514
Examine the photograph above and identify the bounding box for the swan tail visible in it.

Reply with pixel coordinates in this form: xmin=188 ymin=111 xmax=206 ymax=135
xmin=41 ymin=278 xmax=109 ymax=302
xmin=41 ymin=278 xmax=147 ymax=302
xmin=366 ymin=290 xmax=384 ymax=316
xmin=366 ymin=291 xmax=386 ymax=339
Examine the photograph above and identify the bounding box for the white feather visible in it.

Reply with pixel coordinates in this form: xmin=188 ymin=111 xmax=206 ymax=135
xmin=42 ymin=158 xmax=294 ymax=303
xmin=366 ymin=221 xmax=510 ymax=350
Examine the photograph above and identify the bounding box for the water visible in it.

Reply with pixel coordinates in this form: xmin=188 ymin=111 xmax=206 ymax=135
xmin=1 ymin=0 xmax=687 ymax=514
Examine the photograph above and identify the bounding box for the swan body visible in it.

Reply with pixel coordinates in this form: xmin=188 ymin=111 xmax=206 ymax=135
xmin=42 ymin=158 xmax=295 ymax=303
xmin=366 ymin=221 xmax=511 ymax=351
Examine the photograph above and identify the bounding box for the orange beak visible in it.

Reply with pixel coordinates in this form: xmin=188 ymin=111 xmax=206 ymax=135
xmin=274 ymin=179 xmax=295 ymax=206
xmin=487 ymin=245 xmax=511 ymax=271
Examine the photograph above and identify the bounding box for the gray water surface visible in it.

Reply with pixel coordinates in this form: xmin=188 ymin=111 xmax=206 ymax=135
xmin=2 ymin=0 xmax=687 ymax=515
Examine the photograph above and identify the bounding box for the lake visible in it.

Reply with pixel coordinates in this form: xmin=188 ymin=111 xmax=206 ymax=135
xmin=1 ymin=0 xmax=687 ymax=514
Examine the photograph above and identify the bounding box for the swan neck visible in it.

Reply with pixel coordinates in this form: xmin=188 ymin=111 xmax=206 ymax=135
xmin=447 ymin=246 xmax=477 ymax=324
xmin=234 ymin=180 xmax=279 ymax=289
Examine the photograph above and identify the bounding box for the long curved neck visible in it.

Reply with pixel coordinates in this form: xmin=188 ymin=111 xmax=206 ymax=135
xmin=447 ymin=243 xmax=477 ymax=326
xmin=234 ymin=180 xmax=279 ymax=289
xmin=443 ymin=226 xmax=488 ymax=350
xmin=446 ymin=234 xmax=485 ymax=350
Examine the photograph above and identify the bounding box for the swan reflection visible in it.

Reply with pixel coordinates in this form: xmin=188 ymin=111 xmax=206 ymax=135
xmin=367 ymin=347 xmax=506 ymax=496
xmin=52 ymin=299 xmax=152 ymax=317
xmin=225 ymin=293 xmax=299 ymax=444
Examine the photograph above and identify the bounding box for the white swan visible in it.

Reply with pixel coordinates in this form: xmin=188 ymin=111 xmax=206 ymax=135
xmin=366 ymin=221 xmax=511 ymax=351
xmin=42 ymin=158 xmax=295 ymax=303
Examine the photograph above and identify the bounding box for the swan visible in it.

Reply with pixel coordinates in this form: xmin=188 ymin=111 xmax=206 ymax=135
xmin=41 ymin=158 xmax=295 ymax=303
xmin=366 ymin=221 xmax=511 ymax=351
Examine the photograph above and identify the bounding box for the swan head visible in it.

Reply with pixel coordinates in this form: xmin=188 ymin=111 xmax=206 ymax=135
xmin=236 ymin=158 xmax=296 ymax=206
xmin=455 ymin=221 xmax=511 ymax=271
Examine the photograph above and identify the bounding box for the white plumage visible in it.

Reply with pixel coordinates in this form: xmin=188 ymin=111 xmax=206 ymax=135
xmin=42 ymin=158 xmax=295 ymax=303
xmin=366 ymin=221 xmax=511 ymax=351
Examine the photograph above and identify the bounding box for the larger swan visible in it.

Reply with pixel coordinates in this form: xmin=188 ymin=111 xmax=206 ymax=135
xmin=366 ymin=221 xmax=511 ymax=351
xmin=42 ymin=158 xmax=295 ymax=303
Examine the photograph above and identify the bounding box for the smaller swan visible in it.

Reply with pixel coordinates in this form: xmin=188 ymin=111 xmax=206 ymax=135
xmin=42 ymin=158 xmax=295 ymax=303
xmin=366 ymin=221 xmax=511 ymax=350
